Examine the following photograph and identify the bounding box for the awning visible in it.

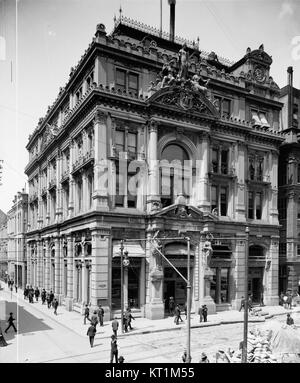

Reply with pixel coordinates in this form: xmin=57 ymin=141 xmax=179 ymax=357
xmin=112 ymin=241 xmax=145 ymax=258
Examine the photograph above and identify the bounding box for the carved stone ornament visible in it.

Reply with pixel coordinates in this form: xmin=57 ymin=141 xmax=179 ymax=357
xmin=41 ymin=123 xmax=59 ymax=151
xmin=149 ymin=266 xmax=163 ymax=282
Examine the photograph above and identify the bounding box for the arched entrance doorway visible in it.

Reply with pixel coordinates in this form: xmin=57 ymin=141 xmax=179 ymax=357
xmin=248 ymin=245 xmax=265 ymax=303
xmin=162 ymin=242 xmax=194 ymax=312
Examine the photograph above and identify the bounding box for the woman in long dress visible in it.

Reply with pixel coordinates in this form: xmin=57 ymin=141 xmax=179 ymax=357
xmin=0 ymin=325 xmax=8 ymax=347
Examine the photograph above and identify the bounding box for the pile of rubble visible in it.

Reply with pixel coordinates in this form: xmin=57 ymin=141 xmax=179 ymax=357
xmin=216 ymin=320 xmax=300 ymax=363
xmin=215 ymin=328 xmax=277 ymax=363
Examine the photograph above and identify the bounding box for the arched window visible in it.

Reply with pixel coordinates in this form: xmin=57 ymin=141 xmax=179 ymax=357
xmin=160 ymin=144 xmax=191 ymax=208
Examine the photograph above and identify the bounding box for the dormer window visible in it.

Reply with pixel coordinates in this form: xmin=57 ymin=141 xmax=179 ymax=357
xmin=215 ymin=96 xmax=231 ymax=118
xmin=115 ymin=68 xmax=139 ymax=95
xmin=251 ymin=109 xmax=269 ymax=127
xmin=86 ymin=71 xmax=94 ymax=88
xmin=75 ymin=86 xmax=83 ymax=103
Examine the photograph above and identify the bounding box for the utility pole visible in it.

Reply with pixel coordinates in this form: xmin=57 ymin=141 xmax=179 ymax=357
xmin=120 ymin=239 xmax=124 ymax=333
xmin=242 ymin=227 xmax=250 ymax=363
xmin=186 ymin=236 xmax=191 ymax=363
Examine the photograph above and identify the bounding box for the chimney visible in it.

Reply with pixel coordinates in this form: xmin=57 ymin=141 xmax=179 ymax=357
xmin=287 ymin=66 xmax=293 ymax=129
xmin=168 ymin=0 xmax=176 ymax=42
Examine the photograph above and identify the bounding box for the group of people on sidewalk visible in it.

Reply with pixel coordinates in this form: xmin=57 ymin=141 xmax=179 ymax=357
xmin=279 ymin=291 xmax=295 ymax=309
xmin=23 ymin=285 xmax=59 ymax=314
xmin=168 ymin=296 xmax=209 ymax=324
xmin=85 ymin=303 xmax=128 ymax=363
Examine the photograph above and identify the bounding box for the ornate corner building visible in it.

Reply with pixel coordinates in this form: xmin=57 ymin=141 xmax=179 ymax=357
xmin=24 ymin=11 xmax=285 ymax=319
xmin=278 ymin=67 xmax=300 ymax=295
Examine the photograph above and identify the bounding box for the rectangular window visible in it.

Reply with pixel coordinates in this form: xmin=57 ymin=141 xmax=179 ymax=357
xmin=220 ymin=187 xmax=227 ymax=216
xmin=255 ymin=192 xmax=262 ymax=219
xmin=222 ymin=99 xmax=231 ymax=118
xmin=128 ymin=73 xmax=138 ymax=94
xmin=248 ymin=191 xmax=254 ymax=219
xmin=115 ymin=130 xmax=125 ymax=153
xmin=128 ymin=132 xmax=137 ymax=155
xmin=212 ymin=149 xmax=218 ymax=173
xmin=115 ymin=162 xmax=125 ymax=207
xmin=211 ymin=186 xmax=217 ymax=211
xmin=116 ymin=69 xmax=126 ymax=91
xmin=221 ymin=150 xmax=228 ymax=175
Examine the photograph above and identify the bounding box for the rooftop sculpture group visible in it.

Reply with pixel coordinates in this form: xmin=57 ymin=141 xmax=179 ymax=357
xmin=148 ymin=43 xmax=210 ymax=97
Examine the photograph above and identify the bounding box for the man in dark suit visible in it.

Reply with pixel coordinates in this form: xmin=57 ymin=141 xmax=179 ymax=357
xmin=49 ymin=290 xmax=54 ymax=307
xmin=125 ymin=308 xmax=135 ymax=330
xmin=202 ymin=305 xmax=208 ymax=322
xmin=53 ymin=298 xmax=59 ymax=315
xmin=98 ymin=304 xmax=104 ymax=327
xmin=5 ymin=312 xmax=17 ymax=333
xmin=174 ymin=304 xmax=181 ymax=325
xmin=84 ymin=304 xmax=90 ymax=325
xmin=110 ymin=335 xmax=118 ymax=363
xmin=90 ymin=311 xmax=99 ymax=328
xmin=112 ymin=316 xmax=119 ymax=337
xmin=239 ymin=296 xmax=245 ymax=312
xmin=87 ymin=324 xmax=96 ymax=347
xmin=41 ymin=289 xmax=46 ymax=305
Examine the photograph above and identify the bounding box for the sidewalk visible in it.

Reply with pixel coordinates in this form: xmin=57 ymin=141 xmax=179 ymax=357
xmin=2 ymin=285 xmax=300 ymax=341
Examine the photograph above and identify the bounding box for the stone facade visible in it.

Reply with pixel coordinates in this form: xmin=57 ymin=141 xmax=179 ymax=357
xmin=7 ymin=190 xmax=28 ymax=288
xmin=278 ymin=67 xmax=300 ymax=295
xmin=25 ymin=16 xmax=284 ymax=319
xmin=0 ymin=211 xmax=8 ymax=281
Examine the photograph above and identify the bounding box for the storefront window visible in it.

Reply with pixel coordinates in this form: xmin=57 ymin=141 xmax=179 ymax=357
xmin=220 ymin=268 xmax=229 ymax=303
xmin=210 ymin=268 xmax=217 ymax=302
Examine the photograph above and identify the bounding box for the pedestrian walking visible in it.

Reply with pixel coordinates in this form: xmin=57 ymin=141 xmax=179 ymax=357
xmin=41 ymin=289 xmax=46 ymax=305
xmin=168 ymin=296 xmax=175 ymax=316
xmin=24 ymin=286 xmax=29 ymax=300
xmin=87 ymin=324 xmax=96 ymax=348
xmin=286 ymin=313 xmax=294 ymax=326
xmin=0 ymin=325 xmax=8 ymax=347
xmin=123 ymin=312 xmax=128 ymax=332
xmin=248 ymin=295 xmax=253 ymax=312
xmin=4 ymin=312 xmax=17 ymax=333
xmin=125 ymin=307 xmax=135 ymax=330
xmin=28 ymin=288 xmax=34 ymax=303
xmin=34 ymin=287 xmax=40 ymax=302
xmin=83 ymin=304 xmax=90 ymax=325
xmin=174 ymin=304 xmax=182 ymax=325
xmin=202 ymin=304 xmax=208 ymax=322
xmin=112 ymin=316 xmax=119 ymax=337
xmin=98 ymin=304 xmax=104 ymax=327
xmin=287 ymin=293 xmax=293 ymax=309
xmin=199 ymin=352 xmax=209 ymax=363
xmin=46 ymin=292 xmax=51 ymax=308
xmin=49 ymin=290 xmax=54 ymax=302
xmin=198 ymin=305 xmax=203 ymax=322
xmin=90 ymin=310 xmax=99 ymax=328
xmin=283 ymin=293 xmax=288 ymax=309
xmin=110 ymin=335 xmax=118 ymax=363
xmin=53 ymin=298 xmax=58 ymax=315
xmin=239 ymin=296 xmax=245 ymax=312
xmin=182 ymin=349 xmax=192 ymax=363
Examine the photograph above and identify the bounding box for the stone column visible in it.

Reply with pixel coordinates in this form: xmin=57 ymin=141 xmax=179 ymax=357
xmin=90 ymin=228 xmax=110 ymax=320
xmin=65 ymin=235 xmax=74 ymax=311
xmin=44 ymin=239 xmax=50 ymax=290
xmin=68 ymin=140 xmax=75 ymax=218
xmin=37 ymin=172 xmax=43 ymax=229
xmin=26 ymin=242 xmax=31 ymax=286
xmin=56 ymin=153 xmax=63 ymax=222
xmin=54 ymin=236 xmax=60 ymax=296
xmin=264 ymin=237 xmax=279 ymax=305
xmin=93 ymin=110 xmax=109 ymax=210
xmin=82 ymin=173 xmax=87 ymax=213
xmin=139 ymin=257 xmax=146 ymax=314
xmin=146 ymin=120 xmax=160 ymax=213
xmin=37 ymin=240 xmax=43 ymax=288
xmin=235 ymin=142 xmax=246 ymax=221
xmin=196 ymin=132 xmax=210 ymax=211
xmin=145 ymin=231 xmax=164 ymax=319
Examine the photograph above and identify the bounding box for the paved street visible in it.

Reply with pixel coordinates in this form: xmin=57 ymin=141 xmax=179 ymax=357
xmin=1 ymin=287 xmax=300 ymax=363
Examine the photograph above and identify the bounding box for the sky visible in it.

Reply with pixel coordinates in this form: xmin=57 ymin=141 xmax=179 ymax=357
xmin=0 ymin=0 xmax=299 ymax=213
